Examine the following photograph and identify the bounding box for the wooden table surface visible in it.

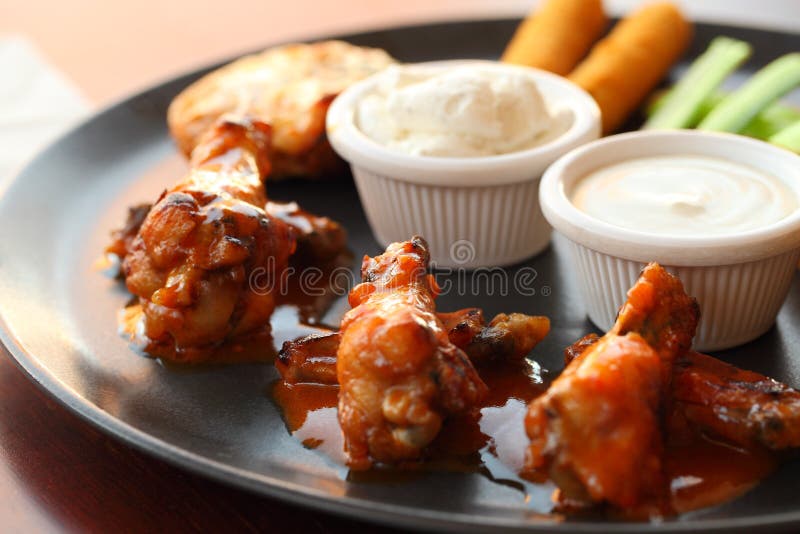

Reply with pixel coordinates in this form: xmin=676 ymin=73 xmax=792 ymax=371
xmin=2 ymin=1 xmax=798 ymax=532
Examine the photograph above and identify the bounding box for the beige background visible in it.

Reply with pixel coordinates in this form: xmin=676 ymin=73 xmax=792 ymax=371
xmin=3 ymin=0 xmax=799 ymax=105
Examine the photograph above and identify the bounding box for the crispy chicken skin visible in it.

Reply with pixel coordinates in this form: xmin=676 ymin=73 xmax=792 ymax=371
xmin=438 ymin=309 xmax=550 ymax=365
xmin=123 ymin=119 xmax=295 ymax=362
xmin=337 ymin=237 xmax=487 ymax=469
xmin=563 ymin=333 xmax=599 ymax=366
xmin=167 ymin=41 xmax=395 ymax=179
xmin=277 ymin=308 xmax=549 ymax=385
xmin=525 ymin=263 xmax=700 ymax=510
xmin=276 ymin=331 xmax=342 ymax=385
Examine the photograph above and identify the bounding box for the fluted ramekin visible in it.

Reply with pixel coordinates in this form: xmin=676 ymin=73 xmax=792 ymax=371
xmin=539 ymin=130 xmax=800 ymax=351
xmin=326 ymin=60 xmax=600 ymax=268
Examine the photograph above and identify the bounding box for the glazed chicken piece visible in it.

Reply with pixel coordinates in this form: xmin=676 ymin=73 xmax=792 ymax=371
xmin=277 ymin=308 xmax=550 ymax=385
xmin=123 ymin=118 xmax=295 ymax=362
xmin=525 ymin=263 xmax=700 ymax=510
xmin=276 ymin=331 xmax=342 ymax=385
xmin=526 ymin=333 xmax=666 ymax=509
xmin=609 ymin=264 xmax=699 ymax=367
xmin=566 ymin=331 xmax=800 ymax=453
xmin=563 ymin=333 xmax=599 ymax=366
xmin=167 ymin=41 xmax=395 ymax=179
xmin=337 ymin=237 xmax=488 ymax=469
xmin=108 ymin=200 xmax=346 ymax=267
xmin=672 ymin=351 xmax=800 ymax=450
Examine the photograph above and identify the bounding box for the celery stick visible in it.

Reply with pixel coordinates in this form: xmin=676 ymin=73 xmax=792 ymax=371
xmin=647 ymin=91 xmax=722 ymax=121
xmin=647 ymin=90 xmax=799 ymax=140
xmin=645 ymin=37 xmax=751 ymax=129
xmin=769 ymin=120 xmax=800 ymax=153
xmin=645 ymin=89 xmax=668 ymax=117
xmin=698 ymin=53 xmax=800 ymax=132
xmin=741 ymin=101 xmax=800 ymax=139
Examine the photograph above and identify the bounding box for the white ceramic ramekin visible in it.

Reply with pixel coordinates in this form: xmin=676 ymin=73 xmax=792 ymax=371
xmin=540 ymin=130 xmax=800 ymax=352
xmin=326 ymin=60 xmax=600 ymax=268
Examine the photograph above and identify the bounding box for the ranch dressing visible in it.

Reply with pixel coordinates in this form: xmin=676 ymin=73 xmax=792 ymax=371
xmin=571 ymin=155 xmax=797 ymax=236
xmin=356 ymin=65 xmax=555 ymax=157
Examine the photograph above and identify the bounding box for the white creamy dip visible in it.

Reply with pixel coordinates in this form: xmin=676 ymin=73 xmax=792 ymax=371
xmin=355 ymin=64 xmax=555 ymax=157
xmin=571 ymin=155 xmax=798 ymax=236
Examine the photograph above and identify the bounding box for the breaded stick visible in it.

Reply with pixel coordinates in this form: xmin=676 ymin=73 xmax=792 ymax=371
xmin=502 ymin=0 xmax=607 ymax=75
xmin=569 ymin=2 xmax=692 ymax=133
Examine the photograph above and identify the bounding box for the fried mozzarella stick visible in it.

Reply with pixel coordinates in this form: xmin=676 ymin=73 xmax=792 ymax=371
xmin=123 ymin=119 xmax=295 ymax=362
xmin=569 ymin=2 xmax=692 ymax=133
xmin=276 ymin=308 xmax=550 ymax=385
xmin=501 ymin=0 xmax=607 ymax=75
xmin=525 ymin=264 xmax=699 ymax=510
xmin=337 ymin=237 xmax=488 ymax=469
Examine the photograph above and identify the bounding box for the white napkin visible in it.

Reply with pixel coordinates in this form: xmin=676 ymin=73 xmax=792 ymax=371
xmin=0 ymin=35 xmax=89 ymax=188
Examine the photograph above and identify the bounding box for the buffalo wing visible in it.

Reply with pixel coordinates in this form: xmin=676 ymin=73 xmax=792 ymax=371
xmin=337 ymin=237 xmax=488 ymax=469
xmin=277 ymin=308 xmax=549 ymax=385
xmin=525 ymin=263 xmax=699 ymax=510
xmin=122 ymin=119 xmax=294 ymax=361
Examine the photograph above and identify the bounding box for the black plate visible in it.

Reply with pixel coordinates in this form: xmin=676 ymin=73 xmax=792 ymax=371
xmin=1 ymin=18 xmax=799 ymax=533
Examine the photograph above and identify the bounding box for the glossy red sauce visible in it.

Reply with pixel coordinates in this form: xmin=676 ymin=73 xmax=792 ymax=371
xmin=271 ymin=356 xmax=778 ymax=517
xmin=666 ymin=438 xmax=775 ymax=514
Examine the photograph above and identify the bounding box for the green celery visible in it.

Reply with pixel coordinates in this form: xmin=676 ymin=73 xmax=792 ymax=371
xmin=698 ymin=53 xmax=800 ymax=132
xmin=645 ymin=37 xmax=751 ymax=129
xmin=769 ymin=120 xmax=800 ymax=153
xmin=741 ymin=103 xmax=800 ymax=139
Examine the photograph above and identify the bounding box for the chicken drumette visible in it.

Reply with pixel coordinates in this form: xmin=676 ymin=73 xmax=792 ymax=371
xmin=524 ymin=263 xmax=700 ymax=510
xmin=336 ymin=237 xmax=488 ymax=469
xmin=122 ymin=119 xmax=296 ymax=362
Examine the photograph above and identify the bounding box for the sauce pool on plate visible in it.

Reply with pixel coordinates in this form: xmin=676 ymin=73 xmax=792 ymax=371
xmin=571 ymin=155 xmax=798 ymax=236
xmin=271 ymin=356 xmax=777 ymax=516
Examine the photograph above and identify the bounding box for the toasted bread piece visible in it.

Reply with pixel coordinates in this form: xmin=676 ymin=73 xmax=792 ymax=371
xmin=168 ymin=40 xmax=395 ymax=179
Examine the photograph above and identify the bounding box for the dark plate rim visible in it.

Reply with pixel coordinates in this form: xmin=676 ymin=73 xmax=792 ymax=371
xmin=2 ymin=17 xmax=800 ymax=534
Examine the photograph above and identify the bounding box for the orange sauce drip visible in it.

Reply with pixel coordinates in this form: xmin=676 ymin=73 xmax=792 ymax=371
xmin=271 ymin=356 xmax=779 ymax=517
xmin=666 ymin=438 xmax=776 ymax=514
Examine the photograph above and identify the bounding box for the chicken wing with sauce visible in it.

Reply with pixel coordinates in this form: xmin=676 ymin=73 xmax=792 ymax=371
xmin=524 ymin=263 xmax=700 ymax=511
xmin=123 ymin=119 xmax=295 ymax=362
xmin=337 ymin=237 xmax=488 ymax=469
xmin=276 ymin=308 xmax=549 ymax=385
xmin=565 ymin=324 xmax=800 ymax=453
xmin=672 ymin=351 xmax=800 ymax=451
